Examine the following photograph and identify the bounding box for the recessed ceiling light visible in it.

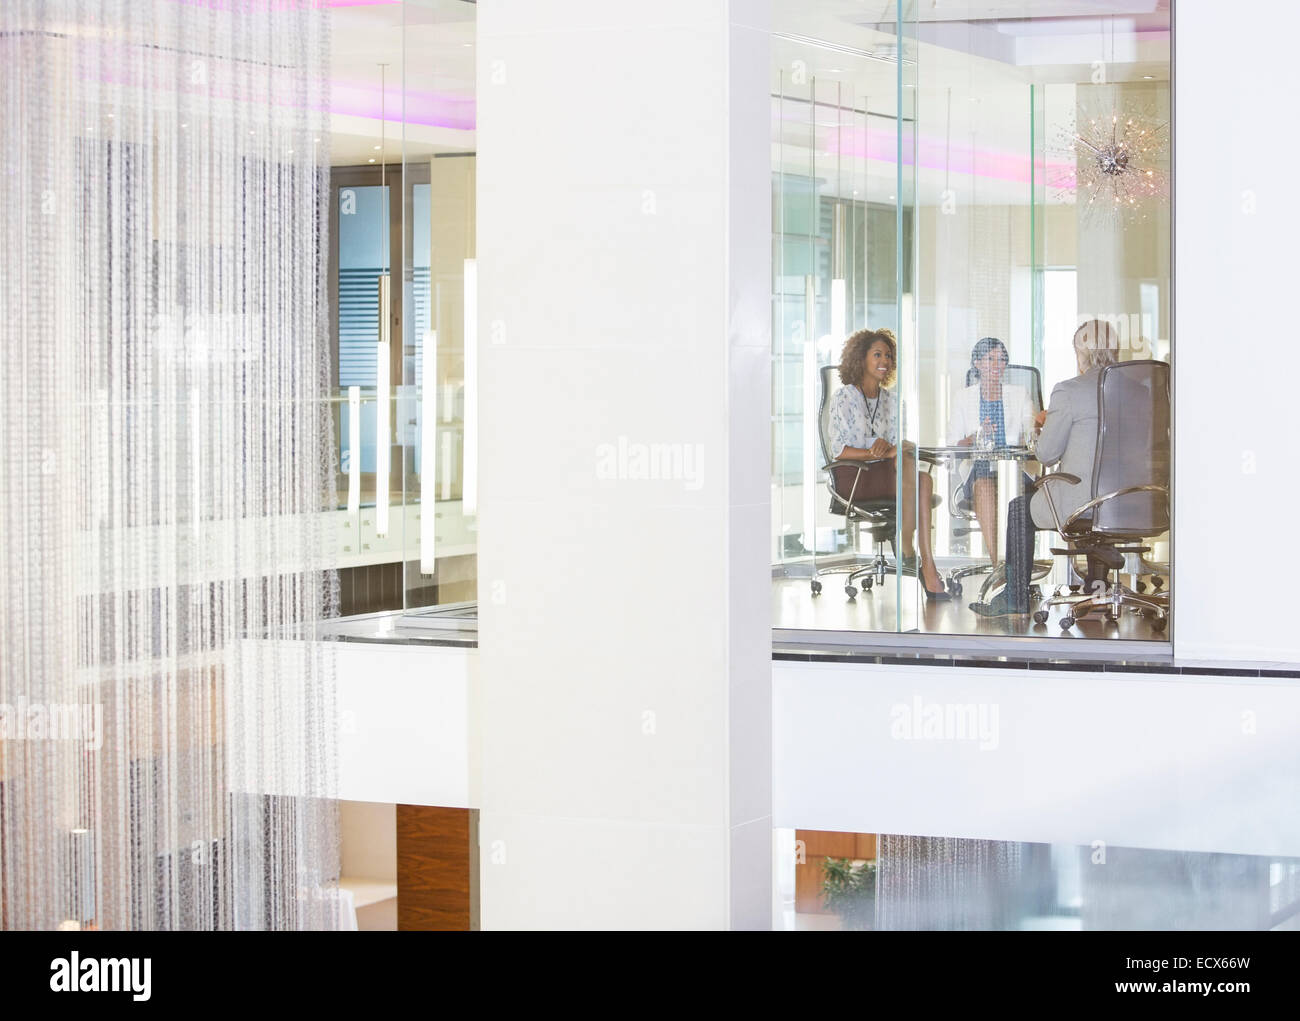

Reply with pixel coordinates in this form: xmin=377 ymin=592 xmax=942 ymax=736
xmin=106 ymin=113 xmax=114 ymax=118
xmin=826 ymin=67 xmax=842 ymax=73
xmin=287 ymin=149 xmax=293 ymax=154
xmin=180 ymin=123 xmax=187 ymax=128
xmin=373 ymin=145 xmax=381 ymax=150
xmin=368 ymin=158 xmax=375 ymax=163
xmin=314 ymin=137 xmax=320 ymax=143
xmin=1142 ymin=75 xmax=1154 ymax=80
xmin=462 ymin=43 xmax=472 ymax=48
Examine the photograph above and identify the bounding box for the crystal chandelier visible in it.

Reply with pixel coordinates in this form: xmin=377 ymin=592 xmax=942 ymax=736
xmin=1072 ymin=111 xmax=1169 ymax=219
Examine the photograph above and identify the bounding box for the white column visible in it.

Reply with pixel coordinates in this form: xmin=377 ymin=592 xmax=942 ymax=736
xmin=1173 ymin=1 xmax=1300 ymax=663
xmin=475 ymin=0 xmax=772 ymax=928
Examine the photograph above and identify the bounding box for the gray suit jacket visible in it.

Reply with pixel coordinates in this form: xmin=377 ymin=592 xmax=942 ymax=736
xmin=1030 ymin=368 xmax=1103 ymax=530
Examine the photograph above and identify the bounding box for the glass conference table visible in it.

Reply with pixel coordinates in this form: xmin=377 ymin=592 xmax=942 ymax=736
xmin=917 ymin=443 xmax=1050 ymax=602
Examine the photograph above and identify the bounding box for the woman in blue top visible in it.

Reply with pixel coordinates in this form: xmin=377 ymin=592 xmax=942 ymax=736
xmin=947 ymin=337 xmax=1036 ymax=567
xmin=827 ymin=328 xmax=950 ymax=600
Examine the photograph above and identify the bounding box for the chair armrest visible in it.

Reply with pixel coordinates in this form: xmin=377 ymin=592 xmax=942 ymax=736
xmin=1027 ymin=472 xmax=1080 ymax=492
xmin=821 ymin=458 xmax=887 ymax=473
xmin=1061 ymin=484 xmax=1169 ymax=532
xmin=1027 ymin=471 xmax=1081 ymax=534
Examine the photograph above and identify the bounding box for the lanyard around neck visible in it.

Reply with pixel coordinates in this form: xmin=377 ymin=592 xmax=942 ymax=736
xmin=856 ymin=384 xmax=882 ymax=435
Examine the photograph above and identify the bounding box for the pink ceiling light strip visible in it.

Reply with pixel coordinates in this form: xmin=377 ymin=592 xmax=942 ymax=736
xmin=817 ymin=120 xmax=1075 ymax=187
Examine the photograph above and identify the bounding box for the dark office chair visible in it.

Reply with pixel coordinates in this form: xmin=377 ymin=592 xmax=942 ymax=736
xmin=811 ymin=366 xmax=939 ymax=599
xmin=1030 ymin=359 xmax=1170 ymax=632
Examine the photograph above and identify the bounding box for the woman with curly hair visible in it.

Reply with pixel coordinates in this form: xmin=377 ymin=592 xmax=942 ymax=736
xmin=827 ymin=328 xmax=950 ymax=600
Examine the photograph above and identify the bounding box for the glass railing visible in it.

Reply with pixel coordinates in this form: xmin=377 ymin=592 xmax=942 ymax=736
xmin=325 ymin=376 xmax=476 ymax=618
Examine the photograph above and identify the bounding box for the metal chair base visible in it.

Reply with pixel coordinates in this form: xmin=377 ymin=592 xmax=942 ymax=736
xmin=943 ymin=559 xmax=1051 ymax=601
xmin=1033 ymin=579 xmax=1168 ymax=632
xmin=812 ymin=539 xmax=897 ymax=599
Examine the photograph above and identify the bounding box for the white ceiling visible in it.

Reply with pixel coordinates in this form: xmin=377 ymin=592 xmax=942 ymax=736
xmin=326 ymin=1 xmax=1170 ymax=207
xmin=327 ymin=0 xmax=476 ymax=167
xmin=780 ymin=0 xmax=1169 ymax=27
xmin=771 ymin=0 xmax=1170 ymax=205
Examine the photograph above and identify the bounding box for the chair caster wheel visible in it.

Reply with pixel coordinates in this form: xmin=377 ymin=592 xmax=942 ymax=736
xmin=947 ymin=580 xmax=962 ymax=598
xmin=1033 ymin=610 xmax=1049 ymax=625
xmin=1152 ymin=615 xmax=1168 ymax=633
xmin=1135 ymin=581 xmax=1147 ymax=594
xmin=863 ymin=577 xmax=874 ymax=590
xmin=1068 ymin=584 xmax=1081 ymax=594
xmin=1152 ymin=577 xmax=1164 ymax=591
xmin=1059 ymin=615 xmax=1075 ymax=630
xmin=810 ymin=580 xmax=822 ymax=595
xmin=845 ymin=585 xmax=857 ymax=599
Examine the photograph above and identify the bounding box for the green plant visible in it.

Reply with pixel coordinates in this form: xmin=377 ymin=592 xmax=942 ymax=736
xmin=821 ymin=857 xmax=876 ymax=930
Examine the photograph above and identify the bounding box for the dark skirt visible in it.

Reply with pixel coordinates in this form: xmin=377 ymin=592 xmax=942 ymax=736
xmin=832 ymin=458 xmax=897 ymax=506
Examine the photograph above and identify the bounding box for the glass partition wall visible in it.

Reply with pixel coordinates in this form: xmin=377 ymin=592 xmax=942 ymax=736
xmin=773 ymin=1 xmax=1172 ymax=645
xmin=771 ymin=8 xmax=911 ymax=632
xmin=327 ymin=0 xmax=477 ymax=623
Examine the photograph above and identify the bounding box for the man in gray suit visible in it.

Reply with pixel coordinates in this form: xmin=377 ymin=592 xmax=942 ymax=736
xmin=972 ymin=319 xmax=1121 ymax=617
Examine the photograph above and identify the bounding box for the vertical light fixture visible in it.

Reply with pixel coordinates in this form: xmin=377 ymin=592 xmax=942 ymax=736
xmin=376 ymin=275 xmax=391 ymax=536
xmin=462 ymin=257 xmax=478 ymax=517
xmin=64 ymin=828 xmax=96 ymax=929
xmin=375 ymin=59 xmax=390 ymax=538
xmin=802 ymin=275 xmax=817 ymax=555
xmin=420 ymin=329 xmax=437 ymax=573
xmin=347 ymin=385 xmax=361 ymax=515
xmin=830 ymin=278 xmax=846 ymax=342
xmin=441 ymin=431 xmax=453 ymax=501
xmin=830 ymin=82 xmax=847 ymax=343
xmin=189 ymin=386 xmax=202 ymax=529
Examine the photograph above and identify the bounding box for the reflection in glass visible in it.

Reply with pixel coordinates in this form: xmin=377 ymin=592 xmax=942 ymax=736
xmin=787 ymin=833 xmax=1300 ymax=931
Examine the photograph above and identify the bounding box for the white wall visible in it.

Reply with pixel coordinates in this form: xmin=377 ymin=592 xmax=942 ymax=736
xmin=229 ymin=640 xmax=472 ymax=808
xmin=295 ymin=647 xmax=1300 ymax=867
xmin=1173 ymin=1 xmax=1300 ymax=663
xmin=475 ymin=0 xmax=772 ymax=929
xmin=775 ymin=660 xmax=1300 ymax=858
xmin=336 ymin=642 xmax=472 ymax=806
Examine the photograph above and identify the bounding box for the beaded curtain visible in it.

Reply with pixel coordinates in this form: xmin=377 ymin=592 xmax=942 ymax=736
xmin=0 ymin=0 xmax=339 ymax=930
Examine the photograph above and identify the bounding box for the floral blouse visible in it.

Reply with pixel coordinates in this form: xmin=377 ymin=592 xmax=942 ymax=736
xmin=828 ymin=383 xmax=900 ymax=460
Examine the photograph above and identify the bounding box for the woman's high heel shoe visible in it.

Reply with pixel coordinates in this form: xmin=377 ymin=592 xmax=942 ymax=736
xmin=922 ymin=571 xmax=953 ymax=602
